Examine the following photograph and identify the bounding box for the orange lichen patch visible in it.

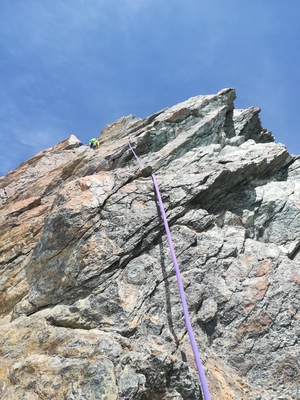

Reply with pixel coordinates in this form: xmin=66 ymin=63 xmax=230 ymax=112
xmin=145 ymin=315 xmax=162 ymax=327
xmin=229 ymin=254 xmax=254 ymax=280
xmin=0 ymin=196 xmax=41 ymax=218
xmin=118 ymin=282 xmax=140 ymax=313
xmin=241 ymin=254 xmax=252 ymax=267
xmin=86 ymin=233 xmax=119 ymax=257
xmin=243 ymin=303 xmax=256 ymax=314
xmin=291 ymin=273 xmax=300 ymax=285
xmin=55 ymin=195 xmax=94 ymax=215
xmin=82 ymin=238 xmax=100 ymax=252
xmin=206 ymin=358 xmax=257 ymax=400
xmin=167 ymin=108 xmax=191 ymax=123
xmin=131 ymin=200 xmax=146 ymax=209
xmin=294 ymin=314 xmax=300 ymax=321
xmin=121 ymin=181 xmax=138 ymax=194
xmin=0 ymin=249 xmax=32 ymax=317
xmin=21 ymin=204 xmax=49 ymax=220
xmin=0 ymin=278 xmax=30 ymax=318
xmin=241 ymin=275 xmax=269 ymax=315
xmin=53 ymin=174 xmax=115 ymax=212
xmin=79 ymin=239 xmax=112 ymax=263
xmin=237 ymin=313 xmax=271 ymax=340
xmin=92 ymin=171 xmax=113 ymax=182
xmin=256 ymin=259 xmax=273 ymax=277
xmin=0 ymin=216 xmax=44 ymax=264
xmin=66 ymin=186 xmax=94 ymax=205
xmin=252 ymin=276 xmax=269 ymax=300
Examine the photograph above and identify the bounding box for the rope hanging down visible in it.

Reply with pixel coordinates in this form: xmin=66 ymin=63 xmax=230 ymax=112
xmin=128 ymin=141 xmax=211 ymax=400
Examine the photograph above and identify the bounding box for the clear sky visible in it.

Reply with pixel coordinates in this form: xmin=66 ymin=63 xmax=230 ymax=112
xmin=1 ymin=0 xmax=299 ymax=177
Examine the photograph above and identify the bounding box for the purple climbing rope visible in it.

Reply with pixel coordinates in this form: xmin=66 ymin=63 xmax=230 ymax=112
xmin=128 ymin=141 xmax=211 ymax=400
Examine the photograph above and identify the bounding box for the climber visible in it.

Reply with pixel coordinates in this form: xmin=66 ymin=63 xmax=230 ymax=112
xmin=89 ymin=138 xmax=100 ymax=150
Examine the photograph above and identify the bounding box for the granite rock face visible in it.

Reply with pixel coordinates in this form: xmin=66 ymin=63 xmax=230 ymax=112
xmin=1 ymin=88 xmax=300 ymax=399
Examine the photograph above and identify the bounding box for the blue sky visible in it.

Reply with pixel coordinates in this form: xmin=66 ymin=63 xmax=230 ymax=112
xmin=1 ymin=0 xmax=299 ymax=177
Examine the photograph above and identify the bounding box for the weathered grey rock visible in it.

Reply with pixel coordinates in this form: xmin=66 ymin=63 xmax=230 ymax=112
xmin=1 ymin=88 xmax=300 ymax=399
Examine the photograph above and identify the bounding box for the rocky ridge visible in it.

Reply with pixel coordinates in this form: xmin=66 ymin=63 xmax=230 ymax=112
xmin=0 ymin=88 xmax=300 ymax=399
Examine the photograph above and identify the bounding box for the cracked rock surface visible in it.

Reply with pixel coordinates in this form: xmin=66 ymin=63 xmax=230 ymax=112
xmin=1 ymin=89 xmax=300 ymax=399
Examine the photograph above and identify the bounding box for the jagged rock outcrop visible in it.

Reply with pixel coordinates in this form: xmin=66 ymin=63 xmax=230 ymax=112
xmin=1 ymin=88 xmax=300 ymax=399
